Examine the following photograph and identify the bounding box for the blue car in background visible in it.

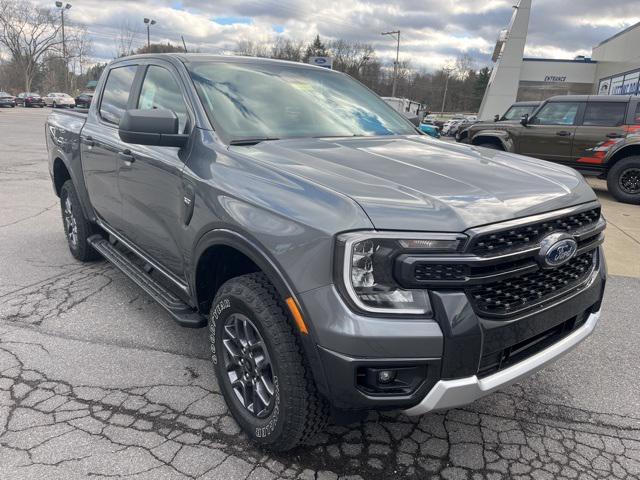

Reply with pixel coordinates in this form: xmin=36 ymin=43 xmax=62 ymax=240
xmin=419 ymin=121 xmax=440 ymax=138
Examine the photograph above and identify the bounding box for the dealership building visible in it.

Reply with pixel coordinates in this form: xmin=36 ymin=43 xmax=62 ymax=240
xmin=478 ymin=0 xmax=640 ymax=119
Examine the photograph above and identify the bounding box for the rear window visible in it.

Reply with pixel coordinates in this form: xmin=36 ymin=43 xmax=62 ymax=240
xmin=100 ymin=65 xmax=137 ymax=125
xmin=583 ymin=102 xmax=627 ymax=127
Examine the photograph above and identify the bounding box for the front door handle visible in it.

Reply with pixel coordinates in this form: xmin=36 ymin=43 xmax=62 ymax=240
xmin=118 ymin=149 xmax=135 ymax=164
xmin=606 ymin=132 xmax=624 ymax=139
xmin=556 ymin=131 xmax=572 ymax=137
xmin=80 ymin=135 xmax=94 ymax=147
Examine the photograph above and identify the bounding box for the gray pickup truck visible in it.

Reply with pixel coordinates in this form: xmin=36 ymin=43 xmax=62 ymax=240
xmin=46 ymin=54 xmax=607 ymax=451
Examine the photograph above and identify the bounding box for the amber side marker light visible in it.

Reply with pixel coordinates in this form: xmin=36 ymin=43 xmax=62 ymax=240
xmin=286 ymin=297 xmax=308 ymax=335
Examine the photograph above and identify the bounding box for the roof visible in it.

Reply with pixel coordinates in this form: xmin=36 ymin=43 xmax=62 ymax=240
xmin=512 ymin=101 xmax=541 ymax=106
xmin=547 ymin=95 xmax=633 ymax=102
xmin=522 ymin=57 xmax=597 ymax=64
xmin=595 ymin=20 xmax=640 ymax=48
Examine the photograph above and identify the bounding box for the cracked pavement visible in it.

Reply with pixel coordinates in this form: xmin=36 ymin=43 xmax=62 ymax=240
xmin=1 ymin=108 xmax=640 ymax=479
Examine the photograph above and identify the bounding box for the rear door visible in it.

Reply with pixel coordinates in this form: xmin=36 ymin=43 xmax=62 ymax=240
xmin=116 ymin=61 xmax=192 ymax=277
xmin=516 ymin=101 xmax=582 ymax=162
xmin=80 ymin=63 xmax=138 ymax=232
xmin=571 ymin=101 xmax=628 ymax=168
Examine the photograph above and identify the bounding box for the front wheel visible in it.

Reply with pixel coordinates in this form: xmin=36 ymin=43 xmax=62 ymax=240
xmin=209 ymin=273 xmax=328 ymax=451
xmin=59 ymin=180 xmax=101 ymax=261
xmin=607 ymin=156 xmax=640 ymax=204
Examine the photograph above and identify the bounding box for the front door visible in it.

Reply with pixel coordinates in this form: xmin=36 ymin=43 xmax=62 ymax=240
xmin=81 ymin=64 xmax=138 ymax=233
xmin=517 ymin=101 xmax=582 ymax=163
xmin=117 ymin=63 xmax=192 ymax=277
xmin=571 ymin=101 xmax=628 ymax=168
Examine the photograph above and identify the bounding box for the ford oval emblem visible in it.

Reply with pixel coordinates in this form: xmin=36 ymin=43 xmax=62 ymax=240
xmin=537 ymin=233 xmax=578 ymax=269
xmin=314 ymin=58 xmax=326 ymax=64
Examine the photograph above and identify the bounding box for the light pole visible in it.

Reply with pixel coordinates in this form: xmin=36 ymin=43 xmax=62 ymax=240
xmin=381 ymin=30 xmax=400 ymax=98
xmin=55 ymin=2 xmax=71 ymax=91
xmin=440 ymin=65 xmax=453 ymax=113
xmin=143 ymin=18 xmax=156 ymax=50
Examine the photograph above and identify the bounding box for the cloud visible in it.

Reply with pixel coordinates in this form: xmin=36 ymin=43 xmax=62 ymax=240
xmin=31 ymin=0 xmax=640 ymax=70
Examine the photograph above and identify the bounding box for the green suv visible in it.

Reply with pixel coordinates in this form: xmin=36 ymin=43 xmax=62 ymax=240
xmin=459 ymin=95 xmax=640 ymax=204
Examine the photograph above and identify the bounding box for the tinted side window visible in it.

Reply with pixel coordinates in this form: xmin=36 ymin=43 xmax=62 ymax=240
xmin=583 ymin=102 xmax=626 ymax=126
xmin=100 ymin=65 xmax=137 ymax=125
xmin=532 ymin=102 xmax=580 ymax=125
xmin=635 ymin=103 xmax=640 ymax=124
xmin=137 ymin=66 xmax=188 ymax=133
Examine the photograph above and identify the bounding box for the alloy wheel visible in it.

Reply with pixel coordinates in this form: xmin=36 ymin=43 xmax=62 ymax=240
xmin=63 ymin=195 xmax=78 ymax=248
xmin=222 ymin=313 xmax=275 ymax=418
xmin=619 ymin=167 xmax=640 ymax=195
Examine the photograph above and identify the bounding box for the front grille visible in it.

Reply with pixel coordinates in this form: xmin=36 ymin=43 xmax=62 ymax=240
xmin=467 ymin=251 xmax=595 ymax=317
xmin=470 ymin=208 xmax=600 ymax=256
xmin=414 ymin=263 xmax=468 ymax=281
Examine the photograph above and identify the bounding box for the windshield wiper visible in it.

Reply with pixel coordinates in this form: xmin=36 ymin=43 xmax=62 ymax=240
xmin=228 ymin=137 xmax=279 ymax=146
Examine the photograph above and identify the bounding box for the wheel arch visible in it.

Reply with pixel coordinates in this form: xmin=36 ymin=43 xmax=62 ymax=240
xmin=52 ymin=157 xmax=71 ymax=197
xmin=606 ymin=144 xmax=640 ymax=171
xmin=471 ymin=134 xmax=507 ymax=150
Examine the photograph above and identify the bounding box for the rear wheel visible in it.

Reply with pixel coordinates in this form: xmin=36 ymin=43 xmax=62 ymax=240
xmin=607 ymin=156 xmax=640 ymax=205
xmin=59 ymin=180 xmax=101 ymax=261
xmin=209 ymin=273 xmax=328 ymax=451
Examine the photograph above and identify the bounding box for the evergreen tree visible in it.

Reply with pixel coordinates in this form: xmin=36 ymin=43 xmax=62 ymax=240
xmin=303 ymin=35 xmax=328 ymax=62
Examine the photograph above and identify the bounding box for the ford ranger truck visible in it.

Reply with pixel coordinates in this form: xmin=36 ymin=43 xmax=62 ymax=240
xmin=460 ymin=95 xmax=640 ymax=204
xmin=46 ymin=54 xmax=607 ymax=451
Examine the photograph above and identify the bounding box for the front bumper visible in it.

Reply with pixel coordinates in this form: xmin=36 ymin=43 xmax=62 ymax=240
xmin=402 ymin=307 xmax=600 ymax=415
xmin=299 ymin=247 xmax=605 ymax=412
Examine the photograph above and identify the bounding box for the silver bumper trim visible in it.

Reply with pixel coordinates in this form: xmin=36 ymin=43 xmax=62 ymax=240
xmin=402 ymin=309 xmax=601 ymax=416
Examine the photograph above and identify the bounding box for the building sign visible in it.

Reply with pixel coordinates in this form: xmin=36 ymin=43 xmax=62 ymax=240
xmin=598 ymin=68 xmax=640 ymax=95
xmin=308 ymin=56 xmax=333 ymax=69
xmin=544 ymin=75 xmax=567 ymax=82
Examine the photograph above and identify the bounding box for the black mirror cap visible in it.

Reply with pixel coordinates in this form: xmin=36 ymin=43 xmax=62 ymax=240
xmin=520 ymin=114 xmax=529 ymax=126
xmin=118 ymin=109 xmax=188 ymax=147
xmin=494 ymin=114 xmax=500 ymax=122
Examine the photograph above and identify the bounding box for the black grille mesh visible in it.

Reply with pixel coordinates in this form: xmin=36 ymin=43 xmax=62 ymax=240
xmin=467 ymin=251 xmax=595 ymax=316
xmin=414 ymin=263 xmax=467 ymax=281
xmin=470 ymin=208 xmax=600 ymax=256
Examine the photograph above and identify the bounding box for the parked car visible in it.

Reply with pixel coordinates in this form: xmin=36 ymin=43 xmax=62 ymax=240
xmin=74 ymin=92 xmax=94 ymax=108
xmin=0 ymin=91 xmax=16 ymax=107
xmin=16 ymin=92 xmax=45 ymax=107
xmin=419 ymin=120 xmax=440 ymax=138
xmin=46 ymin=54 xmax=606 ymax=451
xmin=44 ymin=92 xmax=76 ymax=108
xmin=459 ymin=95 xmax=640 ymax=204
xmin=456 ymin=101 xmax=541 ymax=143
xmin=441 ymin=117 xmax=466 ymax=136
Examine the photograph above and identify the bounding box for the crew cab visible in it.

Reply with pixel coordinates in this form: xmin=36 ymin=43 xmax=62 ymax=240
xmin=46 ymin=54 xmax=606 ymax=451
xmin=459 ymin=95 xmax=640 ymax=204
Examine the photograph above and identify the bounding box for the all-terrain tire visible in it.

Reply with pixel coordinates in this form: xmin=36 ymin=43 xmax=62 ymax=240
xmin=209 ymin=272 xmax=328 ymax=451
xmin=607 ymin=156 xmax=640 ymax=205
xmin=59 ymin=180 xmax=101 ymax=261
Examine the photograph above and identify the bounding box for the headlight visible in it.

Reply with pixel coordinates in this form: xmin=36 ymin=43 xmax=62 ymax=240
xmin=336 ymin=232 xmax=465 ymax=315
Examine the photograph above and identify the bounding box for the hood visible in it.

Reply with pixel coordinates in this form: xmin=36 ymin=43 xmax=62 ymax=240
xmin=232 ymin=135 xmax=597 ymax=232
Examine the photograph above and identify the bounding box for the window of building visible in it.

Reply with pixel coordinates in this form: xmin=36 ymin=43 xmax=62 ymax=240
xmin=583 ymin=102 xmax=627 ymax=126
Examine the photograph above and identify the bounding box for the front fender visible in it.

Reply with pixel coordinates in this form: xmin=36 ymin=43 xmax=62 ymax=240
xmin=470 ymin=130 xmax=514 ymax=152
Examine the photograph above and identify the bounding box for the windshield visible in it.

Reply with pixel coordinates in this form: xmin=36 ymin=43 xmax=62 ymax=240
xmin=502 ymin=105 xmax=536 ymax=120
xmin=188 ymin=61 xmax=416 ymax=142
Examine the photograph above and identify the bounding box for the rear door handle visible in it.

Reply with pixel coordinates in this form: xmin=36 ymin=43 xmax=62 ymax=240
xmin=606 ymin=132 xmax=624 ymax=138
xmin=118 ymin=149 xmax=135 ymax=164
xmin=556 ymin=131 xmax=572 ymax=137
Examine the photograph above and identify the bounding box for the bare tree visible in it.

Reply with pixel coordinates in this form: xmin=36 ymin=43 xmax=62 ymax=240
xmin=454 ymin=53 xmax=476 ymax=80
xmin=270 ymin=38 xmax=304 ymax=62
xmin=0 ymin=0 xmax=62 ymax=91
xmin=115 ymin=21 xmax=138 ymax=58
xmin=234 ymin=39 xmax=269 ymax=58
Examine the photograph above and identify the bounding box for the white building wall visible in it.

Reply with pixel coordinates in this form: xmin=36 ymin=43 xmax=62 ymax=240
xmin=478 ymin=0 xmax=531 ymax=120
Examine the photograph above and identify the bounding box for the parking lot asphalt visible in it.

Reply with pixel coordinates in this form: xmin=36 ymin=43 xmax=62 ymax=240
xmin=1 ymin=108 xmax=639 ymax=480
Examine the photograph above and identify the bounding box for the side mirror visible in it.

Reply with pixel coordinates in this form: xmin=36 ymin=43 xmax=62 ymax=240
xmin=520 ymin=114 xmax=529 ymax=126
xmin=118 ymin=109 xmax=188 ymax=147
xmin=494 ymin=114 xmax=500 ymax=122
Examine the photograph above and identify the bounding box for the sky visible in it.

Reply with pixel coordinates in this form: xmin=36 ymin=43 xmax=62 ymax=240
xmin=35 ymin=0 xmax=640 ymax=71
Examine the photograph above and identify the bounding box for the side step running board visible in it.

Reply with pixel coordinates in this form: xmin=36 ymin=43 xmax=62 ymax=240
xmin=88 ymin=235 xmax=206 ymax=328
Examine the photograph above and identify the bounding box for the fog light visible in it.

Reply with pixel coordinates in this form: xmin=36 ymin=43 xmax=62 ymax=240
xmin=377 ymin=370 xmax=396 ymax=384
